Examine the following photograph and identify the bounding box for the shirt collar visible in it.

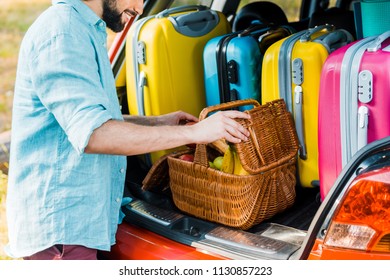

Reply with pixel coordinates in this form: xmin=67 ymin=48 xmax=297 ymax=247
xmin=52 ymin=0 xmax=105 ymax=27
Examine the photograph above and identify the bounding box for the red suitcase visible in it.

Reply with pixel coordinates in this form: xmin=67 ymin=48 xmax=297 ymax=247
xmin=318 ymin=31 xmax=390 ymax=200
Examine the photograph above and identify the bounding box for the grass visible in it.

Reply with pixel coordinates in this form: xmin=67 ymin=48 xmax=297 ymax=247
xmin=0 ymin=0 xmax=52 ymax=260
xmin=0 ymin=0 xmax=116 ymax=133
xmin=0 ymin=0 xmax=52 ymax=133
xmin=0 ymin=171 xmax=10 ymax=260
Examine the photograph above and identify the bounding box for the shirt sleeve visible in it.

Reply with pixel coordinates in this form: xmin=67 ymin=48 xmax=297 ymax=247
xmin=30 ymin=31 xmax=113 ymax=154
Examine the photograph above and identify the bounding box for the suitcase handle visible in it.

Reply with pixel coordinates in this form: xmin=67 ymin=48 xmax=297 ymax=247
xmin=171 ymin=10 xmax=220 ymax=37
xmin=238 ymin=23 xmax=269 ymax=37
xmin=315 ymin=29 xmax=354 ymax=53
xmin=367 ymin=30 xmax=390 ymax=52
xmin=258 ymin=26 xmax=294 ymax=53
xmin=300 ymin=24 xmax=335 ymax=42
xmin=156 ymin=5 xmax=208 ymax=18
xmin=157 ymin=5 xmax=220 ymax=37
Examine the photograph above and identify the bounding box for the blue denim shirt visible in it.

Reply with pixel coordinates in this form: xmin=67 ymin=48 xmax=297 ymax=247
xmin=6 ymin=0 xmax=127 ymax=258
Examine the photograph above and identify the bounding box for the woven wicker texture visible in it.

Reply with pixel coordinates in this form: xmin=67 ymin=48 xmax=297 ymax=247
xmin=168 ymin=99 xmax=299 ymax=229
xmin=235 ymin=99 xmax=299 ymax=174
xmin=142 ymin=148 xmax=193 ymax=192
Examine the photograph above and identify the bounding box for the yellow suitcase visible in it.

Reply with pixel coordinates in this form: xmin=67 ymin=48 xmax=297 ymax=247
xmin=261 ymin=25 xmax=353 ymax=187
xmin=126 ymin=5 xmax=230 ymax=164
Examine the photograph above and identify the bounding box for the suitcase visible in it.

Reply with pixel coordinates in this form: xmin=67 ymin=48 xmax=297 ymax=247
xmin=261 ymin=25 xmax=353 ymax=188
xmin=126 ymin=5 xmax=230 ymax=165
xmin=203 ymin=25 xmax=294 ymax=110
xmin=360 ymin=0 xmax=390 ymax=37
xmin=318 ymin=31 xmax=390 ymax=200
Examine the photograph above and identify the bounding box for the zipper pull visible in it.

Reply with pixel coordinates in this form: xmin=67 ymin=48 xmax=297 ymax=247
xmin=295 ymin=85 xmax=303 ymax=104
xmin=137 ymin=71 xmax=147 ymax=116
xmin=357 ymin=106 xmax=369 ymax=151
xmin=294 ymin=85 xmax=307 ymax=160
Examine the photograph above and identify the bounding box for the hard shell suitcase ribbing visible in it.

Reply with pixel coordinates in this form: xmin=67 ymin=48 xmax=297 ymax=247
xmin=203 ymin=25 xmax=294 ymax=110
xmin=261 ymin=25 xmax=353 ymax=188
xmin=318 ymin=31 xmax=390 ymax=200
xmin=126 ymin=5 xmax=230 ymax=165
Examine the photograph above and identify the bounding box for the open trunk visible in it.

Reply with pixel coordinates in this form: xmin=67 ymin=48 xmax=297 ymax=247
xmin=120 ymin=155 xmax=321 ymax=260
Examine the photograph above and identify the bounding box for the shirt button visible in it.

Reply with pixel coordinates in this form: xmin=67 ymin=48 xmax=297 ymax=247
xmin=116 ymin=198 xmax=121 ymax=203
xmin=120 ymin=168 xmax=125 ymax=173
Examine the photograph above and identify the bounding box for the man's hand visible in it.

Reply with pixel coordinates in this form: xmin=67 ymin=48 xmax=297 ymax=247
xmin=190 ymin=110 xmax=250 ymax=144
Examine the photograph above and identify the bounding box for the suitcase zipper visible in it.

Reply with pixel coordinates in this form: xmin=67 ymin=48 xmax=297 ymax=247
xmin=279 ymin=25 xmax=333 ymax=160
xmin=347 ymin=31 xmax=390 ymax=164
xmin=132 ymin=16 xmax=155 ymax=116
xmin=278 ymin=30 xmax=305 ymax=112
xmin=278 ymin=25 xmax=333 ymax=112
xmin=339 ymin=36 xmax=376 ymax=167
xmin=216 ymin=25 xmax=269 ymax=105
xmin=292 ymin=58 xmax=307 ymax=159
xmin=216 ymin=33 xmax=239 ymax=104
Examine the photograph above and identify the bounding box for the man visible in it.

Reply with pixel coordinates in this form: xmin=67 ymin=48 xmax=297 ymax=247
xmin=6 ymin=0 xmax=250 ymax=260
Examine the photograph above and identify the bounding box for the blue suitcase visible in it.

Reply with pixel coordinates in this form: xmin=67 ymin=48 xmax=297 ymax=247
xmin=203 ymin=25 xmax=294 ymax=110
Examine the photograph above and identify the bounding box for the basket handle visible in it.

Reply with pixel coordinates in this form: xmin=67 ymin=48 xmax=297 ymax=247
xmin=198 ymin=99 xmax=260 ymax=121
xmin=194 ymin=99 xmax=260 ymax=167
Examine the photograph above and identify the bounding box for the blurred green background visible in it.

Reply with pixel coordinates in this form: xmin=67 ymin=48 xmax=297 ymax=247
xmin=0 ymin=0 xmax=52 ymax=260
xmin=0 ymin=0 xmax=52 ymax=133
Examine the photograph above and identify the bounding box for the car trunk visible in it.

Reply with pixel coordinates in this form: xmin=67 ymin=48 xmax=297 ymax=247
xmin=112 ymin=0 xmax=323 ymax=260
xmin=120 ymin=155 xmax=321 ymax=260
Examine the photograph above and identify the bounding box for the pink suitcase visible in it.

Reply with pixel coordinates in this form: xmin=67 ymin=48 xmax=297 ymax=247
xmin=318 ymin=31 xmax=390 ymax=200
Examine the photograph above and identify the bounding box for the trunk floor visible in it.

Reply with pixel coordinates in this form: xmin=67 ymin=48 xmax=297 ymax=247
xmin=124 ymin=156 xmax=322 ymax=233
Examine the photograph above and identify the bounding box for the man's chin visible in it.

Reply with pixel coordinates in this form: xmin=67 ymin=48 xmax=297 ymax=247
xmin=107 ymin=22 xmax=125 ymax=33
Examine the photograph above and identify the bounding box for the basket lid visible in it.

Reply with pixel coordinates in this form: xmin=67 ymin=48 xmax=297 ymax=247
xmin=235 ymin=99 xmax=299 ymax=174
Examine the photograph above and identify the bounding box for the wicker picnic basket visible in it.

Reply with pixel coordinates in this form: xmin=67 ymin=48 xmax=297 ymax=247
xmin=167 ymin=99 xmax=299 ymax=230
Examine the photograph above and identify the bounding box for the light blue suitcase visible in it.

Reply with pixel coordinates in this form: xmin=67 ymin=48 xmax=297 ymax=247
xmin=203 ymin=25 xmax=294 ymax=110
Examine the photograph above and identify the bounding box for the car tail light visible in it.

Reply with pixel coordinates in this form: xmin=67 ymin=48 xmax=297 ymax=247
xmin=323 ymin=166 xmax=390 ymax=253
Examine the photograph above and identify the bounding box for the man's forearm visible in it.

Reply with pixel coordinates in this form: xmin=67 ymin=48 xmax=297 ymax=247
xmin=85 ymin=110 xmax=251 ymax=156
xmin=122 ymin=114 xmax=161 ymax=126
xmin=84 ymin=119 xmax=192 ymax=155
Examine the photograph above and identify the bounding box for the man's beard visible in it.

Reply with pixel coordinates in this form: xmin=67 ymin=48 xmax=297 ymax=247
xmin=102 ymin=0 xmax=125 ymax=33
